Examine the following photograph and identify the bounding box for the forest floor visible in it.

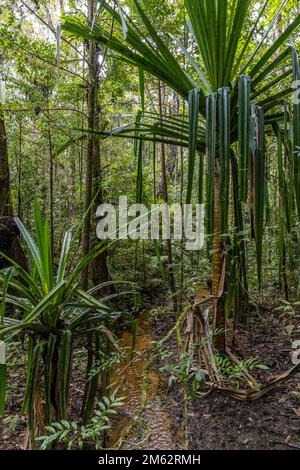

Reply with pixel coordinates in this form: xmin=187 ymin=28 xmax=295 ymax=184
xmin=1 ymin=297 xmax=300 ymax=450
xmin=150 ymin=301 xmax=300 ymax=450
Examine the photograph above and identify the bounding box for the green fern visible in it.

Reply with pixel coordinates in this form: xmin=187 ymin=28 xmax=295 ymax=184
xmin=214 ymin=354 xmax=268 ymax=380
xmin=37 ymin=389 xmax=125 ymax=450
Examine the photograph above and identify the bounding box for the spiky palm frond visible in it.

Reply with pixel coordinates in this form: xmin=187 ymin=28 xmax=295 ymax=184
xmin=0 ymin=202 xmax=138 ymax=431
xmin=62 ymin=0 xmax=300 ymax=299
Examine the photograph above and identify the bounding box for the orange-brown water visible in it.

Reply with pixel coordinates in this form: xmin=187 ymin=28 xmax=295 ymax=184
xmin=107 ymin=312 xmax=181 ymax=450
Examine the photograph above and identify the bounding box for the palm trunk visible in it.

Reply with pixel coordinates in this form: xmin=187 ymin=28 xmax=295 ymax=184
xmin=212 ymin=164 xmax=226 ymax=353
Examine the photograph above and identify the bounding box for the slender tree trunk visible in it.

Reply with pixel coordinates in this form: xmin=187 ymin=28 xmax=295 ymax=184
xmin=179 ymin=97 xmax=186 ymax=310
xmin=0 ymin=114 xmax=13 ymax=217
xmin=179 ymin=141 xmax=185 ymax=310
xmin=158 ymin=83 xmax=168 ymax=202
xmin=92 ymin=105 xmax=109 ymax=285
xmin=167 ymin=91 xmax=179 ymax=178
xmin=81 ymin=0 xmax=109 ymax=289
xmin=46 ymin=101 xmax=54 ymax=255
xmin=18 ymin=119 xmax=22 ymax=219
xmin=68 ymin=145 xmax=76 ymax=221
xmin=0 ymin=110 xmax=27 ymax=270
xmin=79 ymin=91 xmax=85 ymax=213
xmin=81 ymin=0 xmax=98 ymax=290
xmin=157 ymin=82 xmax=177 ymax=311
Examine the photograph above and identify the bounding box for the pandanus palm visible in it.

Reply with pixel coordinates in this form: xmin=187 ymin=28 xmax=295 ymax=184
xmin=63 ymin=0 xmax=300 ymax=351
xmin=0 ymin=203 xmax=137 ymax=444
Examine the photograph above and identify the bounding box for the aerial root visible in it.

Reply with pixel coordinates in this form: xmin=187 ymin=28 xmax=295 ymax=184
xmin=182 ymin=297 xmax=300 ymax=401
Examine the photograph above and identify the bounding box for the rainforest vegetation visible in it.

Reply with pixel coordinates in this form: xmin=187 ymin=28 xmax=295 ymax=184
xmin=1 ymin=0 xmax=300 ymax=453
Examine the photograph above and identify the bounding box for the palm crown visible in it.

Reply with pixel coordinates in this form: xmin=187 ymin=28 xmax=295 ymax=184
xmin=62 ymin=0 xmax=300 ymax=341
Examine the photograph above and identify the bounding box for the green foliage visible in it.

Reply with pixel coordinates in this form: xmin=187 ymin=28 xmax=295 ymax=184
xmin=275 ymin=299 xmax=300 ymax=318
xmin=274 ymin=300 xmax=300 ymax=335
xmin=87 ymin=350 xmax=124 ymax=383
xmin=160 ymin=350 xmax=206 ymax=398
xmin=2 ymin=2 xmax=300 ymax=450
xmin=62 ymin=0 xmax=300 ymax=308
xmin=37 ymin=389 xmax=125 ymax=450
xmin=214 ymin=354 xmax=269 ymax=381
xmin=0 ymin=202 xmax=136 ymax=442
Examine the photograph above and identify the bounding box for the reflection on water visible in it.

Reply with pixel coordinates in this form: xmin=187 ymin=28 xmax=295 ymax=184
xmin=108 ymin=312 xmax=181 ymax=450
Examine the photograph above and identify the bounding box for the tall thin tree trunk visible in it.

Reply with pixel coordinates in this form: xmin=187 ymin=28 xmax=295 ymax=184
xmin=0 ymin=110 xmax=27 ymax=270
xmin=80 ymin=2 xmax=104 ymax=415
xmin=81 ymin=0 xmax=98 ymax=290
xmin=158 ymin=83 xmax=168 ymax=202
xmin=167 ymin=91 xmax=179 ymax=178
xmin=158 ymin=82 xmax=177 ymax=311
xmin=46 ymin=100 xmax=54 ymax=255
xmin=79 ymin=90 xmax=85 ymax=213
xmin=68 ymin=145 xmax=76 ymax=221
xmin=92 ymin=104 xmax=109 ymax=285
xmin=80 ymin=0 xmax=109 ymax=290
xmin=18 ymin=119 xmax=22 ymax=219
xmin=179 ymin=98 xmax=185 ymax=310
xmin=0 ymin=114 xmax=13 ymax=217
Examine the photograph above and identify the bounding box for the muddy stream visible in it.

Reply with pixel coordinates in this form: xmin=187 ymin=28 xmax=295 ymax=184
xmin=107 ymin=312 xmax=182 ymax=450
